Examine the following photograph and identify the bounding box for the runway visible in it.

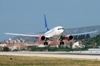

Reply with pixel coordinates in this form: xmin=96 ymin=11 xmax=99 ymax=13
xmin=0 ymin=51 xmax=100 ymax=60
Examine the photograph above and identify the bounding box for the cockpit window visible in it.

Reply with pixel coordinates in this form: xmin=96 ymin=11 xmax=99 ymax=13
xmin=58 ymin=28 xmax=64 ymax=30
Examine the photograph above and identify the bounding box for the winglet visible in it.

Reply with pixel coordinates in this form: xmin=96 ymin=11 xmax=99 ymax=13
xmin=44 ymin=14 xmax=49 ymax=31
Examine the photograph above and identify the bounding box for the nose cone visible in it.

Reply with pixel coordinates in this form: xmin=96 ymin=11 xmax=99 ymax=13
xmin=59 ymin=29 xmax=64 ymax=35
xmin=61 ymin=29 xmax=64 ymax=33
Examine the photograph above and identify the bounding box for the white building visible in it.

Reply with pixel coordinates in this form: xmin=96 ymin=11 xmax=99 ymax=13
xmin=72 ymin=41 xmax=85 ymax=49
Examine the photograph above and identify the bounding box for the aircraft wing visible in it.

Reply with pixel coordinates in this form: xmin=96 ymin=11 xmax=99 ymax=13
xmin=71 ymin=31 xmax=97 ymax=36
xmin=5 ymin=33 xmax=40 ymax=37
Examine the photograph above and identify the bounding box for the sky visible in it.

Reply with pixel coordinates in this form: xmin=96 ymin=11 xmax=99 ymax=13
xmin=0 ymin=0 xmax=100 ymax=41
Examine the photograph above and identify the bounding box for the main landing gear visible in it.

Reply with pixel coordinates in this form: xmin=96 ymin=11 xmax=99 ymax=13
xmin=43 ymin=38 xmax=48 ymax=46
xmin=44 ymin=41 xmax=48 ymax=45
xmin=59 ymin=41 xmax=64 ymax=47
xmin=59 ymin=36 xmax=65 ymax=47
xmin=60 ymin=41 xmax=64 ymax=45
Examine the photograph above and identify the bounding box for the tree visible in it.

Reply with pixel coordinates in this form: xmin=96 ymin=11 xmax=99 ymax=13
xmin=2 ymin=47 xmax=10 ymax=51
xmin=86 ymin=34 xmax=90 ymax=39
xmin=70 ymin=42 xmax=73 ymax=49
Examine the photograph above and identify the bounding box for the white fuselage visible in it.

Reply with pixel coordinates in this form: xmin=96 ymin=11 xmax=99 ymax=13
xmin=44 ymin=26 xmax=65 ymax=40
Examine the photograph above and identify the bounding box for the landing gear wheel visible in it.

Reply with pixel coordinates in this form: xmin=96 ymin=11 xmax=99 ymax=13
xmin=60 ymin=41 xmax=64 ymax=45
xmin=44 ymin=42 xmax=48 ymax=45
xmin=59 ymin=41 xmax=64 ymax=47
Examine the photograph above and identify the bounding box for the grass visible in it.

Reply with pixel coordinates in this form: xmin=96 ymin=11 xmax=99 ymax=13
xmin=0 ymin=55 xmax=100 ymax=66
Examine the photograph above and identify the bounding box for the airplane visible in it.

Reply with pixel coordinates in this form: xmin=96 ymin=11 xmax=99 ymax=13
xmin=5 ymin=14 xmax=97 ymax=46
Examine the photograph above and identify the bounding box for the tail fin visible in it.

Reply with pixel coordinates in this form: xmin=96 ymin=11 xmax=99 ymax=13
xmin=44 ymin=14 xmax=49 ymax=31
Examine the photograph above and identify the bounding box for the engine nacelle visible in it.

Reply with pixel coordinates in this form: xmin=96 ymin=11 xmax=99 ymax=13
xmin=41 ymin=36 xmax=45 ymax=40
xmin=66 ymin=35 xmax=73 ymax=40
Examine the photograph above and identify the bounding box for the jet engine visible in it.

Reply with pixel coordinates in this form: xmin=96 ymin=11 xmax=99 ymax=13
xmin=66 ymin=35 xmax=73 ymax=40
xmin=39 ymin=35 xmax=46 ymax=41
xmin=41 ymin=36 xmax=46 ymax=40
